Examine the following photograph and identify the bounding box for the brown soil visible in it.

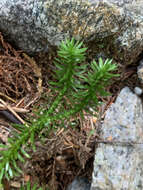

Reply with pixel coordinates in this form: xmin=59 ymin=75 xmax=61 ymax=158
xmin=0 ymin=33 xmax=141 ymax=190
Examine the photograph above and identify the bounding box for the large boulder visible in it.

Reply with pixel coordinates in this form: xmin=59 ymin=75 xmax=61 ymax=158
xmin=91 ymin=87 xmax=143 ymax=189
xmin=0 ymin=0 xmax=143 ymax=64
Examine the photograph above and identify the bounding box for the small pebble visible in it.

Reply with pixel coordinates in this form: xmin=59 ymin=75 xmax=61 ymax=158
xmin=66 ymin=177 xmax=91 ymax=190
xmin=134 ymin=87 xmax=143 ymax=96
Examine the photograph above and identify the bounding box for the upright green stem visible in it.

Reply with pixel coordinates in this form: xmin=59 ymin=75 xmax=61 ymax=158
xmin=47 ymin=86 xmax=67 ymax=115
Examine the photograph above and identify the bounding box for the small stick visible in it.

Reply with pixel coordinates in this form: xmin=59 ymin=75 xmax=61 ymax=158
xmin=15 ymin=97 xmax=25 ymax=107
xmin=0 ymin=92 xmax=16 ymax=103
xmin=0 ymin=104 xmax=29 ymax=113
xmin=24 ymin=93 xmax=40 ymax=109
xmin=0 ymin=98 xmax=25 ymax=124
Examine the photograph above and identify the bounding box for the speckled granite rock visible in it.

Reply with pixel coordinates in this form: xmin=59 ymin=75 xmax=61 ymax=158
xmin=66 ymin=177 xmax=91 ymax=190
xmin=0 ymin=0 xmax=143 ymax=64
xmin=91 ymin=87 xmax=143 ymax=190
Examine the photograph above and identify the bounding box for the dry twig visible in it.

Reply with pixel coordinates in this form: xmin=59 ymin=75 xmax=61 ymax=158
xmin=0 ymin=98 xmax=25 ymax=124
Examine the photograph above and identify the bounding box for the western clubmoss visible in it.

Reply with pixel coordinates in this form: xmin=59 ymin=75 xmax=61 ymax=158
xmin=0 ymin=38 xmax=118 ymax=188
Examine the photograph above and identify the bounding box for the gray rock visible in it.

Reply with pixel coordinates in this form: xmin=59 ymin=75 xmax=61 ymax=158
xmin=91 ymin=87 xmax=143 ymax=190
xmin=66 ymin=177 xmax=91 ymax=190
xmin=0 ymin=0 xmax=143 ymax=64
xmin=134 ymin=86 xmax=143 ymax=95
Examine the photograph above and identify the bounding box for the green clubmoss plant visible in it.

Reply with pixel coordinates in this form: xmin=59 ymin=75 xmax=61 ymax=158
xmin=0 ymin=38 xmax=118 ymax=187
